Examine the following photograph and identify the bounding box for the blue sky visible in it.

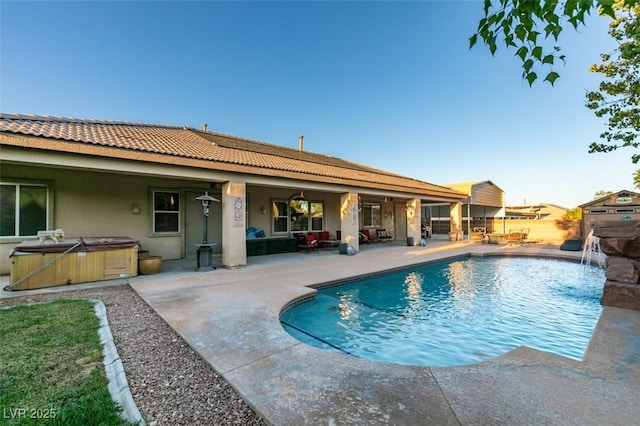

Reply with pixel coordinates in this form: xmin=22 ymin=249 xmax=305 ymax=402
xmin=2 ymin=1 xmax=636 ymax=208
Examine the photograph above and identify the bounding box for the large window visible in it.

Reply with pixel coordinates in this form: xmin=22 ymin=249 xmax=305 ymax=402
xmin=1 ymin=183 xmax=48 ymax=237
xmin=272 ymin=199 xmax=324 ymax=233
xmin=310 ymin=202 xmax=324 ymax=231
xmin=290 ymin=199 xmax=309 ymax=232
xmin=272 ymin=201 xmax=289 ymax=233
xmin=153 ymin=191 xmax=180 ymax=233
xmin=362 ymin=202 xmax=381 ymax=227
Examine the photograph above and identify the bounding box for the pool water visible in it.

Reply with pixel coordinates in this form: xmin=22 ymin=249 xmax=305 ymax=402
xmin=280 ymin=257 xmax=606 ymax=367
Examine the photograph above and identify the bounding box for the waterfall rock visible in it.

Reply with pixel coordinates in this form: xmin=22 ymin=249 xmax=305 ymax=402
xmin=592 ymin=220 xmax=640 ymax=310
xmin=605 ymin=257 xmax=640 ymax=284
xmin=600 ymin=281 xmax=640 ymax=310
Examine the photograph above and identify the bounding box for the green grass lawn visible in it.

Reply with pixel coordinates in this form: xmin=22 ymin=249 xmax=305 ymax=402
xmin=0 ymin=299 xmax=138 ymax=425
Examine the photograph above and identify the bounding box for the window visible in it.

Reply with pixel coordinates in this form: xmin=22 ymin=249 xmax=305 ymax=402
xmin=1 ymin=183 xmax=48 ymax=237
xmin=362 ymin=202 xmax=381 ymax=227
xmin=290 ymin=199 xmax=309 ymax=232
xmin=153 ymin=191 xmax=180 ymax=233
xmin=615 ymin=208 xmax=635 ymax=214
xmin=272 ymin=201 xmax=288 ymax=233
xmin=310 ymin=202 xmax=324 ymax=231
xmin=271 ymin=199 xmax=325 ymax=233
xmin=589 ymin=209 xmax=608 ymax=214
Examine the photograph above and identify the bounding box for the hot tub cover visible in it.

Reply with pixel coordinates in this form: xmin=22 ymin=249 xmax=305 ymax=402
xmin=10 ymin=237 xmax=139 ymax=255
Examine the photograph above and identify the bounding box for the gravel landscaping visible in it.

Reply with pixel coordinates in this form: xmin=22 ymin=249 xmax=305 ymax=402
xmin=0 ymin=285 xmax=266 ymax=426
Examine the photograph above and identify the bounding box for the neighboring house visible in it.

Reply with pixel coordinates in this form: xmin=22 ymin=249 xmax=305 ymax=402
xmin=505 ymin=203 xmax=570 ymax=220
xmin=429 ymin=180 xmax=505 ymax=235
xmin=0 ymin=113 xmax=467 ymax=274
xmin=580 ymin=190 xmax=640 ymax=237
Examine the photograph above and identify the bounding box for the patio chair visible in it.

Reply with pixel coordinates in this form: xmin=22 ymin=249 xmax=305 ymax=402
xmin=360 ymin=229 xmax=378 ymax=244
xmin=505 ymin=229 xmax=524 ymax=245
xmin=296 ymin=233 xmax=319 ymax=253
xmin=376 ymin=229 xmax=393 ymax=242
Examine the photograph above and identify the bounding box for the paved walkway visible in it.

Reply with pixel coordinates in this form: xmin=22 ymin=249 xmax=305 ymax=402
xmin=4 ymin=240 xmax=640 ymax=424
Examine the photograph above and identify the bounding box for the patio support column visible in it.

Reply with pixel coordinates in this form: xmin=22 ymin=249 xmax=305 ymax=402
xmin=406 ymin=198 xmax=421 ymax=245
xmin=340 ymin=192 xmax=360 ymax=252
xmin=450 ymin=201 xmax=464 ymax=241
xmin=221 ymin=181 xmax=247 ymax=268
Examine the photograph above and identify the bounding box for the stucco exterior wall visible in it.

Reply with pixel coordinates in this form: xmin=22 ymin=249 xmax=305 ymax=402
xmin=1 ymin=164 xmax=214 ymax=274
xmin=245 ymin=187 xmax=343 ymax=239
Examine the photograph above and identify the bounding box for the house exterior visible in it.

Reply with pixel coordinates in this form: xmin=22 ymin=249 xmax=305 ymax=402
xmin=580 ymin=190 xmax=640 ymax=237
xmin=0 ymin=113 xmax=467 ymax=274
xmin=505 ymin=203 xmax=570 ymax=220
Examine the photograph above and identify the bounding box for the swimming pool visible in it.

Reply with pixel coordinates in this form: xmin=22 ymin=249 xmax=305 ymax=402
xmin=280 ymin=256 xmax=606 ymax=367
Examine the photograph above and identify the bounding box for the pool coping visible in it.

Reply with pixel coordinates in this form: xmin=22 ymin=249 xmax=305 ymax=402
xmin=128 ymin=241 xmax=640 ymax=425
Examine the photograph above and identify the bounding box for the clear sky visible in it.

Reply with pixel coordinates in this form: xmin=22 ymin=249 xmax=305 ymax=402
xmin=1 ymin=1 xmax=636 ymax=208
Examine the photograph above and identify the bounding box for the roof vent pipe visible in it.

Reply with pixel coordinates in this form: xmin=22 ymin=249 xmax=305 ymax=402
xmin=298 ymin=135 xmax=304 ymax=151
xmin=202 ymin=123 xmax=208 ymax=131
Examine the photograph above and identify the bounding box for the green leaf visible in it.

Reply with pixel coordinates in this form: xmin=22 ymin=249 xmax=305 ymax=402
xmin=532 ymin=46 xmax=543 ymax=60
xmin=489 ymin=39 xmax=497 ymax=55
xmin=515 ymin=24 xmax=527 ymax=41
xmin=542 ymin=54 xmax=554 ymax=65
xmin=544 ymin=23 xmax=555 ymax=38
xmin=543 ymin=0 xmax=559 ymax=15
xmin=526 ymin=72 xmax=538 ymax=86
xmin=516 ymin=46 xmax=528 ymax=61
xmin=544 ymin=71 xmax=560 ymax=85
xmin=469 ymin=34 xmax=478 ymax=49
xmin=564 ymin=0 xmax=578 ymax=17
xmin=477 ymin=17 xmax=488 ymax=31
xmin=527 ymin=30 xmax=540 ymax=43
xmin=599 ymin=3 xmax=615 ymax=18
xmin=483 ymin=0 xmax=492 ymax=16
xmin=524 ymin=58 xmax=534 ymax=72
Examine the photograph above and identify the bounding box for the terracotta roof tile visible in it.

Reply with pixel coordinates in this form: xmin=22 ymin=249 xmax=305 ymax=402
xmin=0 ymin=113 xmax=465 ymax=199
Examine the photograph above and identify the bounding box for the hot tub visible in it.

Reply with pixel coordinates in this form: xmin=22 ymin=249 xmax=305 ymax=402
xmin=8 ymin=237 xmax=139 ymax=290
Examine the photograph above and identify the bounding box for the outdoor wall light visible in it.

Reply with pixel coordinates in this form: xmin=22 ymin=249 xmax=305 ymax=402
xmin=290 ymin=191 xmax=306 ymax=201
xmin=405 ymin=204 xmax=416 ymax=218
xmin=131 ymin=204 xmax=140 ymax=215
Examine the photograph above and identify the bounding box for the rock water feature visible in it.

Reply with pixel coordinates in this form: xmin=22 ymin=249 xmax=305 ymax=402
xmin=581 ymin=229 xmax=606 ymax=266
xmin=592 ymin=220 xmax=640 ymax=310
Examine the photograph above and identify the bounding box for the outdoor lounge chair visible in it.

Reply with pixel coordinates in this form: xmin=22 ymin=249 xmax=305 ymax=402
xmin=359 ymin=230 xmax=370 ymax=244
xmin=376 ymin=229 xmax=393 ymax=242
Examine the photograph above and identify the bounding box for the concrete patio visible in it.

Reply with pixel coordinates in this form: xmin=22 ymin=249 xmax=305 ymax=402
xmin=4 ymin=239 xmax=640 ymax=425
xmin=132 ymin=240 xmax=640 ymax=425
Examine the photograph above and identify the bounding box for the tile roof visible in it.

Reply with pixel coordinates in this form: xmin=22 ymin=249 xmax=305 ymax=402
xmin=0 ymin=113 xmax=465 ymax=199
